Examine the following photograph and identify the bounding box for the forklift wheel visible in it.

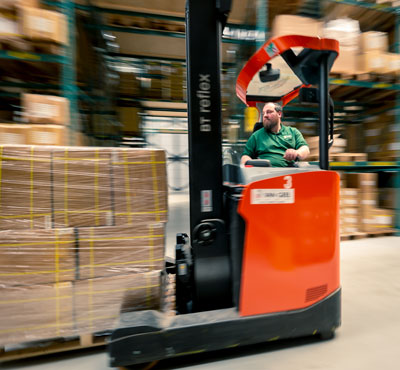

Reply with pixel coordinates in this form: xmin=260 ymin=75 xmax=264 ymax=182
xmin=318 ymin=330 xmax=335 ymax=340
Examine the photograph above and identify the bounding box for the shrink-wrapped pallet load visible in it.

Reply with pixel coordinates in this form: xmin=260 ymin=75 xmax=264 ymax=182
xmin=0 ymin=145 xmax=168 ymax=347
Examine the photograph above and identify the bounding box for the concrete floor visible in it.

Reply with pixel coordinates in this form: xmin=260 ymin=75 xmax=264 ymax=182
xmin=2 ymin=191 xmax=400 ymax=370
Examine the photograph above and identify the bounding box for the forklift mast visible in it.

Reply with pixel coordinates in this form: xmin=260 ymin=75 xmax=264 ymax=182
xmin=185 ymin=0 xmax=233 ymax=311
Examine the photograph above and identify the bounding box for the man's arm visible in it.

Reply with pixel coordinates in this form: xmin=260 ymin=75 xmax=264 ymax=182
xmin=283 ymin=145 xmax=310 ymax=161
xmin=241 ymin=134 xmax=257 ymax=165
xmin=297 ymin=145 xmax=310 ymax=160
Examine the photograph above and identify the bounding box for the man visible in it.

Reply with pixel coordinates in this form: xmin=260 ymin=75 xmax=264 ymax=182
xmin=241 ymin=102 xmax=310 ymax=167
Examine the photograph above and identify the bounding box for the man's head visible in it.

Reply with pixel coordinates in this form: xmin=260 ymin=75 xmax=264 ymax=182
xmin=262 ymin=102 xmax=282 ymax=133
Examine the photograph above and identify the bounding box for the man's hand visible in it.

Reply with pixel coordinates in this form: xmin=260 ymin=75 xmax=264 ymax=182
xmin=283 ymin=149 xmax=298 ymax=161
xmin=241 ymin=155 xmax=253 ymax=165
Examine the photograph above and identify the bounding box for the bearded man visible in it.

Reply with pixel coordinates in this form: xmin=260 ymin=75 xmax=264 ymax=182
xmin=241 ymin=102 xmax=310 ymax=167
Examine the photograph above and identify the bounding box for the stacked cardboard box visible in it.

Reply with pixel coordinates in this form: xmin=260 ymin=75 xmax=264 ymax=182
xmin=0 ymin=0 xmax=39 ymax=10
xmin=23 ymin=94 xmax=70 ymax=125
xmin=358 ymin=31 xmax=400 ymax=76
xmin=339 ymin=173 xmax=395 ymax=234
xmin=272 ymin=15 xmax=323 ymax=38
xmin=0 ymin=282 xmax=74 ymax=345
xmin=0 ymin=145 xmax=52 ymax=230
xmin=0 ymin=145 xmax=168 ymax=346
xmin=362 ymin=110 xmax=399 ymax=161
xmin=112 ymin=148 xmax=168 ymax=225
xmin=19 ymin=5 xmax=68 ymax=45
xmin=52 ymin=147 xmax=113 ymax=228
xmin=117 ymin=106 xmax=141 ymax=135
xmin=170 ymin=62 xmax=185 ymax=101
xmin=340 ymin=187 xmax=361 ymax=235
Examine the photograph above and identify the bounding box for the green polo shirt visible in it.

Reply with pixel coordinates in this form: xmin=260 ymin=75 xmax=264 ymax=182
xmin=242 ymin=124 xmax=308 ymax=167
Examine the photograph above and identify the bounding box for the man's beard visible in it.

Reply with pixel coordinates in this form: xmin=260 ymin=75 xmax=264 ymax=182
xmin=263 ymin=117 xmax=278 ymax=132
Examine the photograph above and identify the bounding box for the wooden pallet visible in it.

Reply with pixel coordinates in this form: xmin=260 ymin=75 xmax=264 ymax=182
xmin=341 ymin=229 xmax=397 ymax=241
xmin=0 ymin=333 xmax=108 ymax=363
xmin=0 ymin=37 xmax=64 ymax=56
xmin=330 ymin=153 xmax=368 ymax=162
xmin=365 ymin=229 xmax=397 ymax=238
xmin=330 ymin=72 xmax=399 ymax=84
xmin=340 ymin=232 xmax=367 ymax=241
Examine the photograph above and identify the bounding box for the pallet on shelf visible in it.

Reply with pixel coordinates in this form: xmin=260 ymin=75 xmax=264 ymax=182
xmin=330 ymin=152 xmax=368 ymax=162
xmin=340 ymin=232 xmax=367 ymax=241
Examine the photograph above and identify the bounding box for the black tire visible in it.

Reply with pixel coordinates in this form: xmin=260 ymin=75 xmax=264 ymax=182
xmin=318 ymin=330 xmax=335 ymax=340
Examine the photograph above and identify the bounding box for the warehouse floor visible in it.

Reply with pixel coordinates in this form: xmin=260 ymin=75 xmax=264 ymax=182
xmin=2 ymin=191 xmax=400 ymax=370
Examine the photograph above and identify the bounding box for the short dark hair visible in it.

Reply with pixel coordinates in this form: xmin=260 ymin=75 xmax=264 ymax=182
xmin=264 ymin=102 xmax=283 ymax=116
xmin=273 ymin=102 xmax=282 ymax=114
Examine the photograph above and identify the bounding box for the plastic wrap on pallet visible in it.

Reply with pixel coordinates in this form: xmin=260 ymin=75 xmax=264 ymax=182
xmin=0 ymin=224 xmax=165 ymax=345
xmin=77 ymin=224 xmax=165 ymax=280
xmin=0 ymin=145 xmax=168 ymax=230
xmin=0 ymin=144 xmax=168 ymax=347
xmin=0 ymin=228 xmax=75 ymax=286
xmin=0 ymin=282 xmax=75 ymax=346
xmin=0 ymin=270 xmax=163 ymax=346
xmin=74 ymin=271 xmax=163 ymax=335
xmin=0 ymin=145 xmax=53 ymax=230
xmin=111 ymin=148 xmax=168 ymax=225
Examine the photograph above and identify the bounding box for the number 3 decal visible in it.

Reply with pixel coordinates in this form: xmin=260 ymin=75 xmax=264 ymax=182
xmin=283 ymin=176 xmax=292 ymax=189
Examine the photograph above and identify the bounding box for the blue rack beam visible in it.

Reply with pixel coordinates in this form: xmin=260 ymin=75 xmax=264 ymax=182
xmin=327 ymin=0 xmax=399 ymax=13
xmin=330 ymin=78 xmax=400 ymax=91
xmin=0 ymin=50 xmax=66 ymax=63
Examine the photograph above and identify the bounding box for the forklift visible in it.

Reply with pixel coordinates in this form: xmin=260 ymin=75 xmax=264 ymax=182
xmin=108 ymin=1 xmax=341 ymax=367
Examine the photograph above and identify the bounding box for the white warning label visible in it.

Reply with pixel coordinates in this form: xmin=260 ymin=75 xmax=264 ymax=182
xmin=251 ymin=189 xmax=295 ymax=204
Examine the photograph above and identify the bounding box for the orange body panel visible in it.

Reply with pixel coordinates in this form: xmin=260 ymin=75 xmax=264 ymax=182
xmin=238 ymin=171 xmax=340 ymax=317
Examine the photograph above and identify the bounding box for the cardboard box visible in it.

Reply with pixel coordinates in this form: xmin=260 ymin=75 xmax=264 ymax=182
xmin=360 ymin=31 xmax=388 ymax=53
xmin=379 ymin=188 xmax=396 ymax=209
xmin=0 ymin=123 xmax=28 ymax=145
xmin=117 ymin=107 xmax=141 ymax=134
xmin=361 ymin=208 xmax=394 ymax=232
xmin=19 ymin=6 xmax=68 ymax=45
xmin=345 ymin=124 xmax=363 ymax=153
xmin=52 ymin=147 xmax=113 ymax=228
xmin=23 ymin=94 xmax=70 ymax=125
xmin=0 ymin=14 xmax=20 ymax=39
xmin=361 ymin=191 xmax=379 ymax=210
xmin=272 ymin=15 xmax=323 ymax=38
xmin=0 ymin=145 xmax=52 ymax=230
xmin=0 ymin=228 xmax=75 ymax=286
xmin=383 ymin=53 xmax=400 ymax=75
xmin=112 ymin=148 xmax=168 ymax=226
xmin=118 ymin=72 xmax=141 ymax=96
xmin=27 ymin=124 xmax=68 ymax=146
xmin=0 ymin=0 xmax=38 ymax=10
xmin=0 ymin=282 xmax=74 ymax=346
xmin=331 ymin=49 xmax=359 ymax=74
xmin=346 ymin=173 xmax=378 ymax=191
xmin=77 ymin=224 xmax=165 ymax=280
xmin=323 ymin=18 xmax=360 ymax=49
xmin=340 ymin=188 xmax=360 ymax=208
xmin=74 ymin=272 xmax=162 ymax=334
xmin=358 ymin=51 xmax=386 ymax=73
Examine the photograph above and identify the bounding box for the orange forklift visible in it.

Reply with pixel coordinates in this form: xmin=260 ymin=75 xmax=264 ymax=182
xmin=108 ymin=1 xmax=341 ymax=367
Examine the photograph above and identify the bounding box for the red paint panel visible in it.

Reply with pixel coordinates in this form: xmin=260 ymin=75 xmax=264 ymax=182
xmin=238 ymin=171 xmax=340 ymax=316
